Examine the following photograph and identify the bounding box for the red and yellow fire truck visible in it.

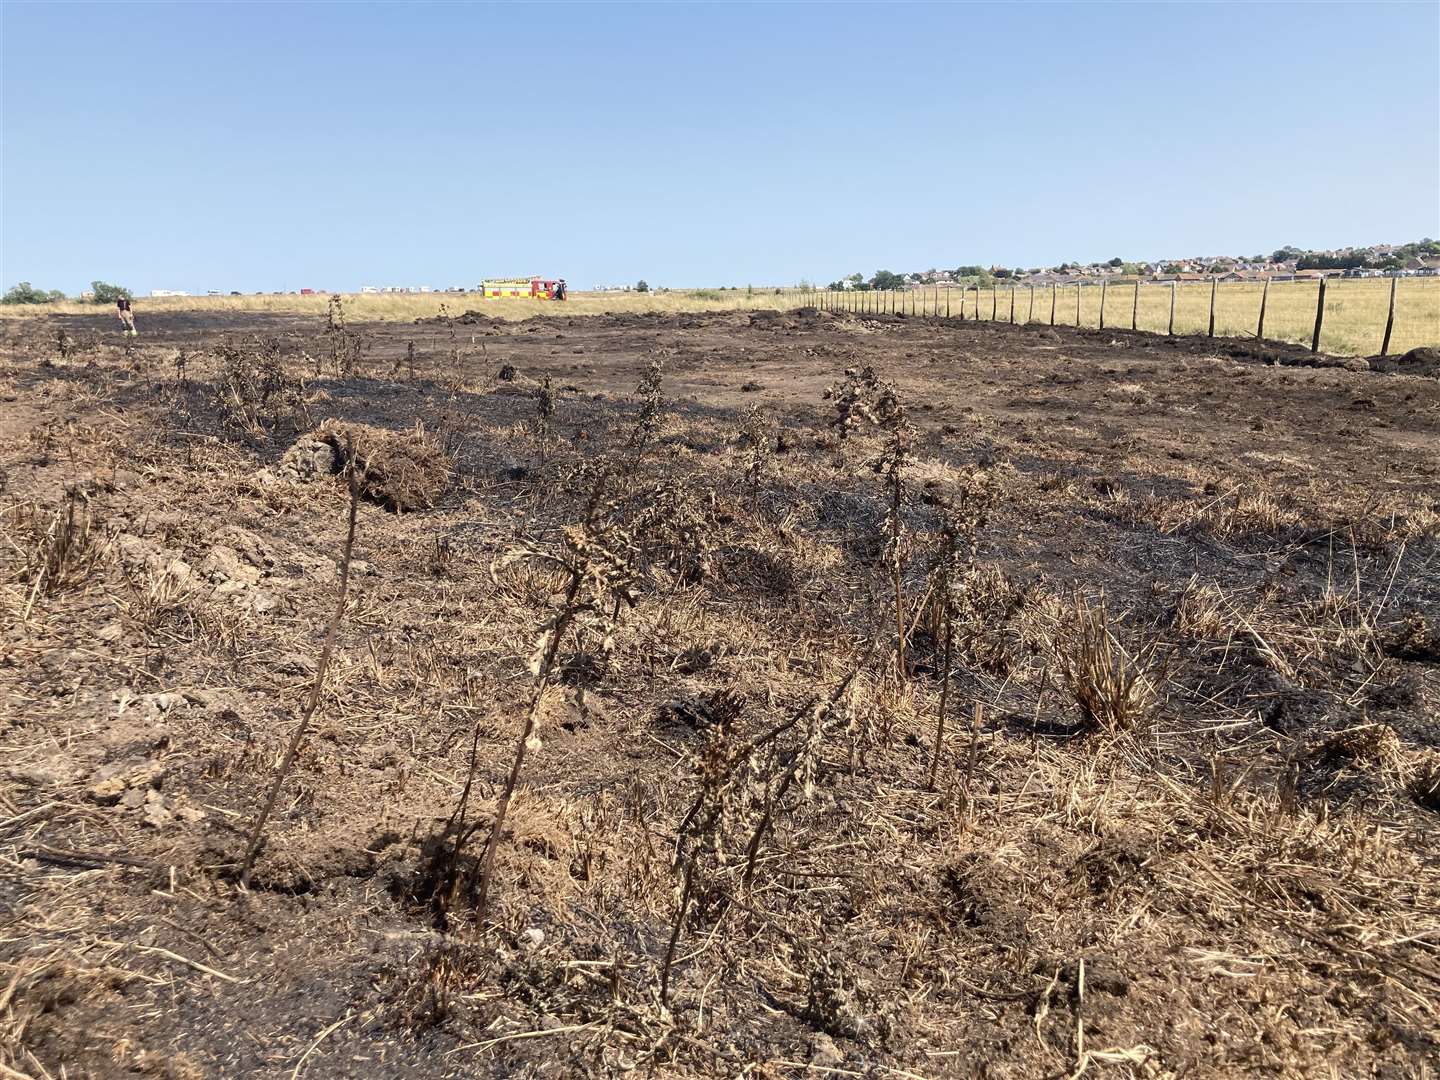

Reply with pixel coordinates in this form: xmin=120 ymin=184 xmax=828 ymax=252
xmin=479 ymin=278 xmax=567 ymax=300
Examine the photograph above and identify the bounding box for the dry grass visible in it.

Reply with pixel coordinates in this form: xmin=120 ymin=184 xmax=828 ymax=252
xmin=0 ymin=287 xmax=814 ymax=326
xmin=827 ymin=276 xmax=1440 ymax=356
xmin=5 ymin=496 xmax=108 ymax=603
xmin=1050 ymin=592 xmax=1161 ymax=735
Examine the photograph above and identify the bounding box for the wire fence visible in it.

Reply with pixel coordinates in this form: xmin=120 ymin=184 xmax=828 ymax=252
xmin=797 ymin=276 xmax=1439 ymax=358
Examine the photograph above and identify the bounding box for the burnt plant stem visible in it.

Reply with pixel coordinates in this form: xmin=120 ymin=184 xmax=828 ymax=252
xmin=928 ymin=609 xmax=955 ymax=790
xmin=659 ymin=834 xmax=703 ymax=1007
xmin=240 ymin=442 xmax=359 ymax=886
xmin=472 ymin=570 xmax=584 ymax=919
xmin=740 ymin=665 xmax=863 ymax=887
xmin=741 ymin=758 xmax=800 ymax=888
xmin=962 ymin=702 xmax=983 ymax=822
xmin=891 ymin=466 xmax=906 ymax=683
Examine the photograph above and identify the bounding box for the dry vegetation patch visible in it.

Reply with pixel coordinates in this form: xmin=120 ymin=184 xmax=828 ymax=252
xmin=1 ymin=305 xmax=1437 ymax=1078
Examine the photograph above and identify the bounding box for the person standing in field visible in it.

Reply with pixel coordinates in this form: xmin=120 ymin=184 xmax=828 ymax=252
xmin=116 ymin=296 xmax=137 ymax=337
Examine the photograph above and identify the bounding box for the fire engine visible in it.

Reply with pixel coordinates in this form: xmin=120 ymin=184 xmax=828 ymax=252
xmin=479 ymin=277 xmax=568 ymax=300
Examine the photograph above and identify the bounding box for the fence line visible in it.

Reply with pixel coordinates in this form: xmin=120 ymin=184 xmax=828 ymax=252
xmin=799 ymin=276 xmax=1436 ymax=357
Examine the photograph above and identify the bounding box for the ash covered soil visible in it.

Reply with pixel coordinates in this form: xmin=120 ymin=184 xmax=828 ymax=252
xmin=2 ymin=307 xmax=1438 ymax=1079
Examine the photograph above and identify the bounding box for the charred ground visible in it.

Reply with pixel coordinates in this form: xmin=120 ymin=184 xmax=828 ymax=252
xmin=2 ymin=307 xmax=1438 ymax=1079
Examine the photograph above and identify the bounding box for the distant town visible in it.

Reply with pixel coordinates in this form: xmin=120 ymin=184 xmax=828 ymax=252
xmin=826 ymin=238 xmax=1440 ymax=291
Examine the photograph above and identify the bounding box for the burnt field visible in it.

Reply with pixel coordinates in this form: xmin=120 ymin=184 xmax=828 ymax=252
xmin=2 ymin=306 xmax=1439 ymax=1079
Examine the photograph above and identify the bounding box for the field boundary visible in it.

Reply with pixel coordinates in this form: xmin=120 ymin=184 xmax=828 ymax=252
xmin=800 ymin=276 xmax=1437 ymax=358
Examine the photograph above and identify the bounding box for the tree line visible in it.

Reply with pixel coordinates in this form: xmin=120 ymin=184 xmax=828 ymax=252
xmin=2 ymin=280 xmax=132 ymax=305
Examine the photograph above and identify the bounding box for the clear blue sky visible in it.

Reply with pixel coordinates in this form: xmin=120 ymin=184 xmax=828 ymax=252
xmin=3 ymin=1 xmax=1437 ymax=294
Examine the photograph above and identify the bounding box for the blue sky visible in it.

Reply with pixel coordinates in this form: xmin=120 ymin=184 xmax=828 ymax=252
xmin=3 ymin=1 xmax=1437 ymax=294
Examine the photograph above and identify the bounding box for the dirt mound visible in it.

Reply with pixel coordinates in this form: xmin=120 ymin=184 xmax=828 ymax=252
xmin=412 ymin=310 xmax=500 ymax=327
xmin=1373 ymin=346 xmax=1440 ymax=377
xmin=275 ymin=433 xmax=339 ymax=481
xmin=748 ymin=307 xmax=831 ymax=332
xmin=278 ymin=423 xmax=451 ymax=511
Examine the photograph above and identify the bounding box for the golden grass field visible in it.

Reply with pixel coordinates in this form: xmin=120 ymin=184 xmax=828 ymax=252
xmin=3 ymin=277 xmax=1436 ymax=356
xmin=0 ymin=289 xmax=805 ymax=325
xmin=820 ymin=277 xmax=1440 ymax=357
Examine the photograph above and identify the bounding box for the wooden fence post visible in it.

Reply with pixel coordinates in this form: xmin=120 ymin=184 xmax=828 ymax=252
xmin=1028 ymin=284 xmax=1035 ymax=323
xmin=991 ymin=287 xmax=998 ymax=321
xmin=1050 ymin=284 xmax=1057 ymax=326
xmin=946 ymin=288 xmax=951 ymax=318
xmin=1009 ymin=287 xmax=1016 ymax=324
xmin=1167 ymin=281 xmax=1177 ymax=335
xmin=1099 ymin=279 xmax=1108 ymax=330
xmin=1132 ymin=279 xmax=1140 ymax=331
xmin=1381 ymin=275 xmax=1397 ymax=356
xmin=1256 ymin=277 xmax=1269 ymax=340
xmin=1075 ymin=283 xmax=1081 ymax=326
xmin=1311 ymin=277 xmax=1327 ymax=353
xmin=1207 ymin=277 xmax=1217 ymax=337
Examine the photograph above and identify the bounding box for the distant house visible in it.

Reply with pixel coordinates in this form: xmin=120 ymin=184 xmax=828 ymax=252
xmin=1295 ymin=268 xmax=1343 ymax=280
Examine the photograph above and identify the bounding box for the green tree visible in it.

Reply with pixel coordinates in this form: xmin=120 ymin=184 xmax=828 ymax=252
xmin=91 ymin=280 xmax=132 ymax=303
xmin=1296 ymin=252 xmax=1365 ymax=271
xmin=2 ymin=282 xmax=63 ymax=304
xmin=871 ymin=269 xmax=906 ymax=290
xmin=635 ymin=279 xmax=649 ymax=293
xmin=1107 ymin=257 xmax=1124 ymax=268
